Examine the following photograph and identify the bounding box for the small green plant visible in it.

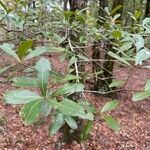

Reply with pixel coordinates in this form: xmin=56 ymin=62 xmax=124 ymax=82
xmin=3 ymin=57 xmax=120 ymax=141
xmin=100 ymin=100 xmax=119 ymax=131
xmin=3 ymin=57 xmax=94 ymax=135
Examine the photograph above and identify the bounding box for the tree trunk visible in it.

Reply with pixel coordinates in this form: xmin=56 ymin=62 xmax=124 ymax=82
xmin=68 ymin=0 xmax=88 ymax=100
xmin=69 ymin=0 xmax=87 ymax=11
xmin=92 ymin=0 xmax=114 ymax=94
xmin=146 ymin=0 xmax=150 ymax=17
xmin=64 ymin=0 xmax=68 ymax=11
xmin=99 ymin=0 xmax=108 ymax=17
xmin=62 ymin=0 xmax=88 ymax=143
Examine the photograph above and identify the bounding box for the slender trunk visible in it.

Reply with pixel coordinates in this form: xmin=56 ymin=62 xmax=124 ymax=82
xmin=64 ymin=0 xmax=68 ymax=11
xmin=62 ymin=0 xmax=88 ymax=143
xmin=146 ymin=0 xmax=150 ymax=17
xmin=92 ymin=0 xmax=114 ymax=94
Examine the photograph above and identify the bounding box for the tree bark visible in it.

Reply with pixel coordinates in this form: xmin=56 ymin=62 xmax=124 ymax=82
xmin=64 ymin=0 xmax=68 ymax=11
xmin=146 ymin=0 xmax=150 ymax=17
xmin=92 ymin=0 xmax=114 ymax=94
xmin=62 ymin=0 xmax=88 ymax=143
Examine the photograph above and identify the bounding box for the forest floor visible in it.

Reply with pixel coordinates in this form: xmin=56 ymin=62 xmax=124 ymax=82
xmin=0 ymin=53 xmax=150 ymax=150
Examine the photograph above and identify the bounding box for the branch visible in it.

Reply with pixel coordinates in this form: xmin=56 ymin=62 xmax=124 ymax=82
xmin=68 ymin=38 xmax=80 ymax=83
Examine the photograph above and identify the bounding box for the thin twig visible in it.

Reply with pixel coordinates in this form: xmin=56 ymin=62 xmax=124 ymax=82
xmin=68 ymin=38 xmax=80 ymax=83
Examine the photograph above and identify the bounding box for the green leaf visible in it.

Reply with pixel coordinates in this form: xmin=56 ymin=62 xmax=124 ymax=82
xmin=25 ymin=46 xmax=47 ymax=60
xmin=132 ymin=91 xmax=150 ymax=101
xmin=50 ymin=71 xmax=64 ymax=82
xmin=135 ymin=48 xmax=150 ymax=65
xmin=133 ymin=34 xmax=144 ymax=51
xmin=64 ymin=116 xmax=77 ymax=129
xmin=35 ymin=58 xmax=51 ymax=96
xmin=108 ymin=51 xmax=131 ymax=66
xmin=40 ymin=101 xmax=52 ymax=117
xmin=118 ymin=42 xmax=132 ymax=53
xmin=49 ymin=113 xmax=64 ymax=135
xmin=113 ymin=14 xmax=121 ymax=21
xmin=142 ymin=18 xmax=150 ymax=33
xmin=78 ymin=101 xmax=96 ymax=113
xmin=17 ymin=40 xmax=33 ymax=60
xmin=78 ymin=55 xmax=89 ymax=61
xmin=64 ymin=10 xmax=73 ymax=20
xmin=12 ymin=77 xmax=38 ymax=88
xmin=101 ymin=100 xmax=118 ymax=113
xmin=109 ymin=80 xmax=125 ymax=88
xmin=145 ymin=79 xmax=150 ymax=91
xmin=20 ymin=100 xmax=42 ymax=124
xmin=4 ymin=90 xmax=41 ymax=104
xmin=46 ymin=46 xmax=65 ymax=52
xmin=25 ymin=46 xmax=65 ymax=60
xmin=111 ymin=30 xmax=122 ymax=40
xmin=134 ymin=10 xmax=141 ymax=20
xmin=53 ymin=83 xmax=84 ymax=96
xmin=110 ymin=5 xmax=122 ymax=15
xmin=81 ymin=120 xmax=93 ymax=141
xmin=49 ymin=99 xmax=93 ymax=120
xmin=0 ymin=65 xmax=11 ymax=74
xmin=68 ymin=56 xmax=77 ymax=67
xmin=0 ymin=43 xmax=20 ymax=62
xmin=0 ymin=1 xmax=7 ymax=12
xmin=54 ymin=34 xmax=66 ymax=44
xmin=34 ymin=116 xmax=46 ymax=130
xmin=103 ymin=115 xmax=120 ymax=131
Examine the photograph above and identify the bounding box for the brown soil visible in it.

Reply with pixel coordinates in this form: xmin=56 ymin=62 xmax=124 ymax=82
xmin=0 ymin=54 xmax=150 ymax=150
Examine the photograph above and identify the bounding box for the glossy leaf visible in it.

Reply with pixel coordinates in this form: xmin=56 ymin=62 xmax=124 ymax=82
xmin=0 ymin=66 xmax=11 ymax=74
xmin=111 ymin=30 xmax=122 ymax=40
xmin=25 ymin=46 xmax=48 ymax=60
xmin=50 ymin=71 xmax=64 ymax=82
xmin=101 ymin=100 xmax=118 ymax=113
xmin=20 ymin=100 xmax=42 ymax=124
xmin=118 ymin=42 xmax=132 ymax=53
xmin=64 ymin=116 xmax=77 ymax=129
xmin=0 ymin=43 xmax=20 ymax=62
xmin=68 ymin=56 xmax=77 ymax=67
xmin=135 ymin=48 xmax=150 ymax=65
xmin=103 ymin=115 xmax=120 ymax=131
xmin=53 ymin=83 xmax=84 ymax=96
xmin=4 ymin=90 xmax=41 ymax=104
xmin=49 ymin=99 xmax=93 ymax=120
xmin=12 ymin=77 xmax=38 ymax=88
xmin=109 ymin=80 xmax=124 ymax=88
xmin=108 ymin=51 xmax=131 ymax=66
xmin=17 ymin=40 xmax=33 ymax=60
xmin=110 ymin=5 xmax=122 ymax=15
xmin=132 ymin=91 xmax=150 ymax=101
xmin=145 ymin=79 xmax=150 ymax=91
xmin=49 ymin=113 xmax=64 ymax=135
xmin=133 ymin=34 xmax=144 ymax=51
xmin=142 ymin=18 xmax=150 ymax=33
xmin=81 ymin=120 xmax=93 ymax=141
xmin=40 ymin=101 xmax=52 ymax=117
xmin=35 ymin=58 xmax=51 ymax=96
xmin=0 ymin=1 xmax=7 ymax=12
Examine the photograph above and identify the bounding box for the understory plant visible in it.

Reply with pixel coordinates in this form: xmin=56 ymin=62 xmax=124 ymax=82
xmin=0 ymin=0 xmax=150 ymax=144
xmin=3 ymin=57 xmax=120 ymax=141
xmin=3 ymin=57 xmax=94 ymax=135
